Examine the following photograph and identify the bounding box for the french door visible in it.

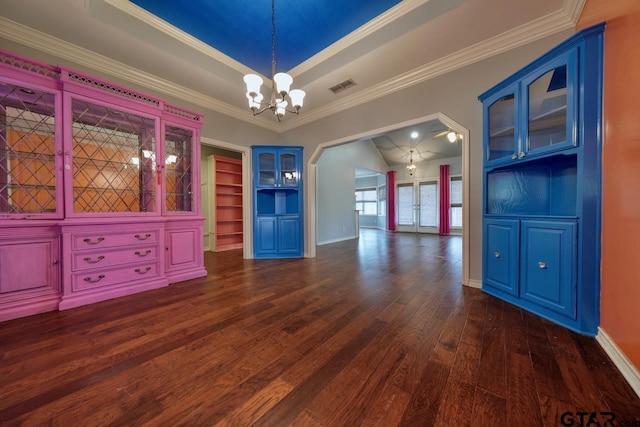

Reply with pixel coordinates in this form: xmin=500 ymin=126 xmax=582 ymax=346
xmin=396 ymin=180 xmax=438 ymax=233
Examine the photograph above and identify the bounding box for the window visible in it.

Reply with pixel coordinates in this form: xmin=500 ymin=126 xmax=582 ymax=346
xmin=419 ymin=181 xmax=438 ymax=227
xmin=397 ymin=184 xmax=414 ymax=225
xmin=450 ymin=177 xmax=462 ymax=228
xmin=355 ymin=188 xmax=377 ymax=215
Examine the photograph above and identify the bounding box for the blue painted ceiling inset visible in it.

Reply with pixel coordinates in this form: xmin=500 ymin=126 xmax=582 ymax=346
xmin=130 ymin=0 xmax=402 ymax=77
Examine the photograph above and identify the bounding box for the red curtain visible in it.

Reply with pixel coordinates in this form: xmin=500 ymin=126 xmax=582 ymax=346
xmin=439 ymin=164 xmax=450 ymax=235
xmin=387 ymin=171 xmax=396 ymax=231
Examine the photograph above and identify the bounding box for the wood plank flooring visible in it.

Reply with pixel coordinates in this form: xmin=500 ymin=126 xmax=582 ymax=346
xmin=1 ymin=229 xmax=639 ymax=426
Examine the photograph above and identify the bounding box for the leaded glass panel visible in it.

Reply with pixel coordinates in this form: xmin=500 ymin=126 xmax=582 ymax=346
xmin=71 ymin=98 xmax=156 ymax=213
xmin=0 ymin=82 xmax=57 ymax=215
xmin=164 ymin=125 xmax=193 ymax=212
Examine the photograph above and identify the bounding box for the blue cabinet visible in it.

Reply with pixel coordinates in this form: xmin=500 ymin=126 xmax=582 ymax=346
xmin=484 ymin=219 xmax=519 ymax=296
xmin=479 ymin=24 xmax=603 ymax=335
xmin=252 ymin=146 xmax=303 ymax=258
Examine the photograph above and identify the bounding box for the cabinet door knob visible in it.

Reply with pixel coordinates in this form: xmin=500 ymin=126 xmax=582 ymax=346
xmin=519 ymin=152 xmax=526 ymax=158
xmin=538 ymin=261 xmax=547 ymax=269
xmin=511 ymin=154 xmax=517 ymax=160
xmin=494 ymin=251 xmax=501 ymax=258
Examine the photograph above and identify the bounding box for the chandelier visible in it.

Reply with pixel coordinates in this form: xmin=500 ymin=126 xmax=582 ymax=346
xmin=406 ymin=150 xmax=417 ymax=176
xmin=243 ymin=0 xmax=305 ymax=121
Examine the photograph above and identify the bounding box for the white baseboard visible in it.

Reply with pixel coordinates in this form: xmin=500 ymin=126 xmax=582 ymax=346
xmin=317 ymin=235 xmax=358 ymax=246
xmin=596 ymin=327 xmax=640 ymax=399
xmin=467 ymin=279 xmax=482 ymax=289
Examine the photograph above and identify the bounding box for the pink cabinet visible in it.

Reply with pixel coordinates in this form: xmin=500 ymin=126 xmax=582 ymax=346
xmin=59 ymin=221 xmax=168 ymax=310
xmin=0 ymin=227 xmax=61 ymax=322
xmin=165 ymin=220 xmax=206 ymax=283
xmin=0 ymin=49 xmax=206 ymax=322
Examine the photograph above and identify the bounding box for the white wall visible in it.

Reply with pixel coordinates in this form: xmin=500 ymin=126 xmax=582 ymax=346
xmin=317 ymin=140 xmax=388 ymax=244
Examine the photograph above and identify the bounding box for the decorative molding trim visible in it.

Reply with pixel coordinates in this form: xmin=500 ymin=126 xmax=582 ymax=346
xmin=278 ymin=7 xmax=576 ymax=131
xmin=289 ymin=0 xmax=430 ymax=77
xmin=467 ymin=280 xmax=483 ymax=289
xmin=563 ymin=0 xmax=587 ymax=24
xmin=0 ymin=0 xmax=584 ymax=133
xmin=103 ymin=0 xmax=257 ymax=77
xmin=0 ymin=16 xmax=281 ymax=132
xmin=317 ymin=235 xmax=359 ymax=246
xmin=596 ymin=327 xmax=640 ymax=399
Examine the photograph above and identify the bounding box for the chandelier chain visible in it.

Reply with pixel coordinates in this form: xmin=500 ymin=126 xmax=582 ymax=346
xmin=271 ymin=0 xmax=276 ymax=78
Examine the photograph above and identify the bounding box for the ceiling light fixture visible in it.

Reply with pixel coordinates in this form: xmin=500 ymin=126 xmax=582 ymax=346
xmin=243 ymin=0 xmax=305 ymax=121
xmin=446 ymin=131 xmax=458 ymax=143
xmin=406 ymin=150 xmax=417 ymax=176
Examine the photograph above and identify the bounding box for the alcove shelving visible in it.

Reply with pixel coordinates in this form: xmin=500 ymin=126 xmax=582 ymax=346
xmin=211 ymin=155 xmax=243 ymax=251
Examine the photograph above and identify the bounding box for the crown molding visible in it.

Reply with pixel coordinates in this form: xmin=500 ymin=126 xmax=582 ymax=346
xmin=103 ymin=0 xmax=258 ymax=77
xmin=278 ymin=6 xmax=576 ymax=132
xmin=0 ymin=0 xmax=584 ymax=134
xmin=0 ymin=16 xmax=280 ymax=132
xmin=288 ymin=0 xmax=430 ymax=77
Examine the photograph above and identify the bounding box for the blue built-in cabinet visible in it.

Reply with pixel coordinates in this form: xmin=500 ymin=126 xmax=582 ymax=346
xmin=252 ymin=146 xmax=304 ymax=258
xmin=479 ymin=23 xmax=604 ymax=335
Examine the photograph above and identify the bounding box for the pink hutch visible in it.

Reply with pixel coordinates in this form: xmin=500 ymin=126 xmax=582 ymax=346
xmin=0 ymin=50 xmax=206 ymax=321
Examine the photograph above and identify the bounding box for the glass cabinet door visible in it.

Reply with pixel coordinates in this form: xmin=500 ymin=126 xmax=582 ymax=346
xmin=164 ymin=124 xmax=194 ymax=213
xmin=0 ymin=81 xmax=60 ymax=217
xmin=486 ymin=89 xmax=517 ymax=164
xmin=69 ymin=97 xmax=157 ymax=214
xmin=279 ymin=152 xmax=298 ymax=187
xmin=257 ymin=152 xmax=275 ymax=187
xmin=524 ymin=50 xmax=576 ymax=155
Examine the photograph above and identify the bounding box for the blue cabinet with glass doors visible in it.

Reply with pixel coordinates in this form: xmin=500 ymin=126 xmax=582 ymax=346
xmin=252 ymin=146 xmax=303 ymax=258
xmin=479 ymin=23 xmax=604 ymax=335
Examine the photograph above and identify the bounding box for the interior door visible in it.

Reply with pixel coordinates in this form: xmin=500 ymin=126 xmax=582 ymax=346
xmin=396 ymin=181 xmax=438 ymax=233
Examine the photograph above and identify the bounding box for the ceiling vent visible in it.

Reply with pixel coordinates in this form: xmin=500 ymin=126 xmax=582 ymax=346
xmin=329 ymin=79 xmax=357 ymax=94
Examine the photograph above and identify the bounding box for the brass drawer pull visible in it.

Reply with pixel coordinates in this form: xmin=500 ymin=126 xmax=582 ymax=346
xmin=83 ymin=255 xmax=105 ymax=264
xmin=135 ymin=233 xmax=152 ymax=240
xmin=84 ymin=274 xmax=105 ymax=283
xmin=83 ymin=237 xmax=105 ymax=245
xmin=538 ymin=261 xmax=548 ymax=269
xmin=135 ymin=267 xmax=152 ymax=274
xmin=134 ymin=250 xmax=152 ymax=257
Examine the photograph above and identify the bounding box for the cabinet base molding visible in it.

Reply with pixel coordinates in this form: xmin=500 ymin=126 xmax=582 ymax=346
xmin=166 ymin=268 xmax=207 ymax=285
xmin=0 ymin=295 xmax=61 ymax=323
xmin=58 ymin=278 xmax=168 ymax=311
xmin=596 ymin=328 xmax=640 ymax=399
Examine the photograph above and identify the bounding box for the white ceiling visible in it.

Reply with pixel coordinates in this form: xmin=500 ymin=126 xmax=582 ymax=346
xmin=0 ymin=0 xmax=584 ymax=164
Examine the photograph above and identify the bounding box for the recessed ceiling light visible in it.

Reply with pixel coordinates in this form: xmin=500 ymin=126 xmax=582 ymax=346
xmin=411 ymin=131 xmax=419 ymax=139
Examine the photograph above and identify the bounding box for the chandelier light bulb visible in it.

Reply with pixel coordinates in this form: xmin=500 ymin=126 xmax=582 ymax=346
xmin=274 ymin=73 xmax=293 ymax=97
xmin=289 ymin=89 xmax=306 ymax=110
xmin=243 ymin=74 xmax=263 ymax=98
xmin=447 ymin=131 xmax=457 ymax=143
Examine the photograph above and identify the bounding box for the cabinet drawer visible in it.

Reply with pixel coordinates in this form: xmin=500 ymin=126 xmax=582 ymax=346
xmin=72 ymin=245 xmax=158 ymax=271
xmin=72 ymin=262 xmax=160 ymax=291
xmin=72 ymin=230 xmax=159 ymax=250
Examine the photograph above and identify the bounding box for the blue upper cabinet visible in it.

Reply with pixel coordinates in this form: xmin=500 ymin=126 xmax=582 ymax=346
xmin=255 ymin=148 xmax=301 ymax=189
xmin=484 ymin=49 xmax=578 ymax=167
xmin=252 ymin=146 xmax=304 ymax=259
xmin=479 ymin=23 xmax=604 ymax=336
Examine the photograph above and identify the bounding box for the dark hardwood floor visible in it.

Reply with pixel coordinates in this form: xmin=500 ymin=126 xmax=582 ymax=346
xmin=1 ymin=229 xmax=639 ymax=426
